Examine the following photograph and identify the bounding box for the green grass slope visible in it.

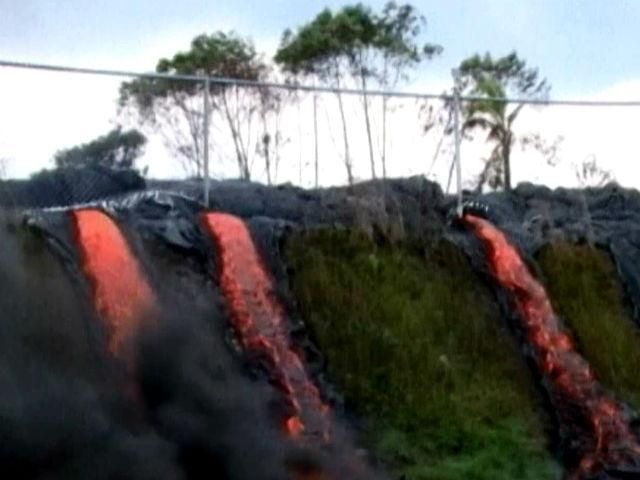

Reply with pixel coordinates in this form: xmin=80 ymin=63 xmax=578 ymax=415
xmin=537 ymin=242 xmax=640 ymax=408
xmin=286 ymin=229 xmax=560 ymax=480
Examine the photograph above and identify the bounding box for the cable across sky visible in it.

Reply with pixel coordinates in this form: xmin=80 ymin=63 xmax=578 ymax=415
xmin=3 ymin=59 xmax=640 ymax=107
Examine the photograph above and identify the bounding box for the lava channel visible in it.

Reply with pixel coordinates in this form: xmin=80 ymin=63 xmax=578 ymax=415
xmin=71 ymin=209 xmax=154 ymax=355
xmin=464 ymin=213 xmax=640 ymax=478
xmin=200 ymin=212 xmax=331 ymax=443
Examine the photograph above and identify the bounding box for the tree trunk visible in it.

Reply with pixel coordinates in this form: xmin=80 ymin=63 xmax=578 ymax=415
xmin=173 ymin=94 xmax=202 ymax=177
xmin=264 ymin=138 xmax=271 ymax=185
xmin=274 ymin=130 xmax=281 ymax=184
xmin=261 ymin=110 xmax=271 ymax=186
xmin=236 ymin=86 xmax=251 ymax=180
xmin=296 ymin=99 xmax=303 ymax=185
xmin=313 ymin=92 xmax=319 ymax=188
xmin=503 ymin=134 xmax=512 ymax=191
xmin=381 ymin=96 xmax=387 ymax=179
xmin=361 ymin=72 xmax=376 ymax=180
xmin=221 ymin=91 xmax=249 ymax=180
xmin=381 ymin=57 xmax=389 ymax=180
xmin=332 ymin=63 xmax=353 ymax=186
xmin=446 ymin=155 xmax=456 ymax=193
xmin=336 ymin=90 xmax=353 ymax=185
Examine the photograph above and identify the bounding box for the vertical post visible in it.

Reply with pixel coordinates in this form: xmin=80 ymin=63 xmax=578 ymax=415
xmin=313 ymin=91 xmax=319 ymax=188
xmin=203 ymin=76 xmax=210 ymax=206
xmin=452 ymin=69 xmax=463 ymax=217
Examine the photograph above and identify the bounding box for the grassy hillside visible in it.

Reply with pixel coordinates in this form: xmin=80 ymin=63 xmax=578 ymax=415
xmin=537 ymin=242 xmax=640 ymax=408
xmin=286 ymin=229 xmax=560 ymax=480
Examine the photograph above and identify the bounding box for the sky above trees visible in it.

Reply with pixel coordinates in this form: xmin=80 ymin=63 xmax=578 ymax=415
xmin=1 ymin=1 xmax=639 ymax=187
xmin=2 ymin=0 xmax=638 ymax=95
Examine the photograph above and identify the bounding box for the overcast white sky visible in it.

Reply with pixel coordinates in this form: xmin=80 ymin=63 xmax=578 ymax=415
xmin=1 ymin=0 xmax=639 ymax=189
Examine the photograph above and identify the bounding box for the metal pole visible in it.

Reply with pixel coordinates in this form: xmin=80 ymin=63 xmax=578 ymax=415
xmin=452 ymin=69 xmax=463 ymax=217
xmin=203 ymin=77 xmax=211 ymax=206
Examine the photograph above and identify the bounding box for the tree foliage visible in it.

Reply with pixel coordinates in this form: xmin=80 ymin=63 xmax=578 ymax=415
xmin=53 ymin=127 xmax=147 ymax=172
xmin=457 ymin=52 xmax=549 ymax=191
xmin=376 ymin=2 xmax=442 ymax=79
xmin=275 ymin=2 xmax=441 ymax=183
xmin=119 ymin=32 xmax=272 ymax=179
xmin=275 ymin=2 xmax=439 ymax=81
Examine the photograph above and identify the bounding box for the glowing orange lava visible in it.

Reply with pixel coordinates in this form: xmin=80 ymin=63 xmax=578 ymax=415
xmin=200 ymin=212 xmax=330 ymax=443
xmin=71 ymin=209 xmax=154 ymax=354
xmin=464 ymin=213 xmax=640 ymax=478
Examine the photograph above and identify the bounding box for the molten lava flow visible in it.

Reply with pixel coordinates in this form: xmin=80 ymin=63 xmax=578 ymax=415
xmin=71 ymin=209 xmax=154 ymax=354
xmin=200 ymin=212 xmax=330 ymax=443
xmin=464 ymin=214 xmax=640 ymax=478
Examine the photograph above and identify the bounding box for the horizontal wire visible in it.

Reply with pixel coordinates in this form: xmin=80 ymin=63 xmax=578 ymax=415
xmin=2 ymin=59 xmax=640 ymax=106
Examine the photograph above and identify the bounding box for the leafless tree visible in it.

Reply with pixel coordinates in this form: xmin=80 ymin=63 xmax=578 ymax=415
xmin=574 ymin=154 xmax=613 ymax=187
xmin=0 ymin=157 xmax=8 ymax=179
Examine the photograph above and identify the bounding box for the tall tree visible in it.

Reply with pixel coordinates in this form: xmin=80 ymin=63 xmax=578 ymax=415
xmin=53 ymin=127 xmax=147 ymax=172
xmin=376 ymin=2 xmax=441 ymax=178
xmin=275 ymin=3 xmax=440 ymax=184
xmin=339 ymin=4 xmax=380 ymax=181
xmin=575 ymin=155 xmax=613 ymax=187
xmin=275 ymin=8 xmax=356 ymax=184
xmin=457 ymin=52 xmax=549 ymax=191
xmin=119 ymin=32 xmax=271 ymax=180
xmin=255 ymin=87 xmax=288 ymax=185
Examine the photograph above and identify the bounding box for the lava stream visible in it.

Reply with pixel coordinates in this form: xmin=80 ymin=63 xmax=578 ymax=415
xmin=464 ymin=214 xmax=640 ymax=478
xmin=200 ymin=212 xmax=331 ymax=443
xmin=71 ymin=209 xmax=154 ymax=354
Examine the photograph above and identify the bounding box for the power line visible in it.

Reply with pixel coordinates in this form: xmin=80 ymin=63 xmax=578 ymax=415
xmin=3 ymin=59 xmax=640 ymax=107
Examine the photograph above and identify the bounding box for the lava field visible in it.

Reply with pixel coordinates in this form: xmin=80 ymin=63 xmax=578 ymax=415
xmin=4 ymin=174 xmax=640 ymax=479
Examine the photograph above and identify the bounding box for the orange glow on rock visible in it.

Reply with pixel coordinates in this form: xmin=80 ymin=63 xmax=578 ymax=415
xmin=201 ymin=212 xmax=331 ymax=443
xmin=464 ymin=214 xmax=640 ymax=478
xmin=285 ymin=415 xmax=305 ymax=437
xmin=71 ymin=209 xmax=154 ymax=354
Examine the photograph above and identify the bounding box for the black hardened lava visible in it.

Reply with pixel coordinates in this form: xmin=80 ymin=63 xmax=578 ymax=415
xmin=10 ymin=176 xmax=640 ymax=479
